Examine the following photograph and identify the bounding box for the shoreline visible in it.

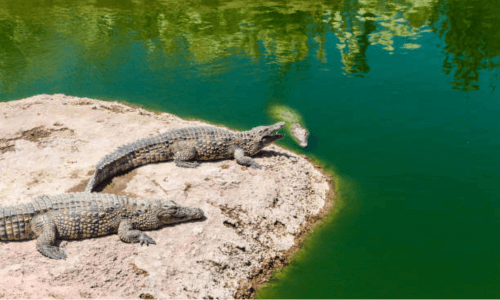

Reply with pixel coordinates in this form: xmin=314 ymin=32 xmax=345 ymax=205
xmin=0 ymin=94 xmax=335 ymax=299
xmin=240 ymin=157 xmax=335 ymax=298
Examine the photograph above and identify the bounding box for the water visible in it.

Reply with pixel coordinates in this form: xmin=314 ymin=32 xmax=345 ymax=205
xmin=1 ymin=0 xmax=499 ymax=298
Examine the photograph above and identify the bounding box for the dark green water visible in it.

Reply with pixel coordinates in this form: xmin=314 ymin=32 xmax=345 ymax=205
xmin=1 ymin=0 xmax=499 ymax=298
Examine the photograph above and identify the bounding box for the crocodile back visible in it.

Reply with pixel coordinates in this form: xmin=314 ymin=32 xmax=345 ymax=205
xmin=170 ymin=126 xmax=239 ymax=160
xmin=43 ymin=193 xmax=137 ymax=240
xmin=35 ymin=193 xmax=129 ymax=213
xmin=85 ymin=126 xmax=240 ymax=192
xmin=0 ymin=193 xmax=138 ymax=241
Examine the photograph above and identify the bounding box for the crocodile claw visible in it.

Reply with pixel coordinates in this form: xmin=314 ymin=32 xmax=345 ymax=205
xmin=37 ymin=245 xmax=68 ymax=260
xmin=139 ymin=233 xmax=156 ymax=246
xmin=251 ymin=162 xmax=262 ymax=169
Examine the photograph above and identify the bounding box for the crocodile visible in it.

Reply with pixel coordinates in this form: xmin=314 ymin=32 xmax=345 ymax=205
xmin=0 ymin=193 xmax=204 ymax=259
xmin=268 ymin=105 xmax=309 ymax=148
xmin=85 ymin=122 xmax=285 ymax=193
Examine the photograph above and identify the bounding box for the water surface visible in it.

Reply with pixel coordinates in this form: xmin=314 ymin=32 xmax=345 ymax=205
xmin=1 ymin=0 xmax=499 ymax=298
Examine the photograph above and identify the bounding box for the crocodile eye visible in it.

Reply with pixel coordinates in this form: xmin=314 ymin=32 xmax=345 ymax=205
xmin=167 ymin=207 xmax=178 ymax=215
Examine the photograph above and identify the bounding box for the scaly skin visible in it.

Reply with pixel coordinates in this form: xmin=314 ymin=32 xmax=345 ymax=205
xmin=0 ymin=193 xmax=204 ymax=259
xmin=85 ymin=122 xmax=285 ymax=192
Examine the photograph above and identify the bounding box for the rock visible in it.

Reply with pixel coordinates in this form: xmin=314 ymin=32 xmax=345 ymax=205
xmin=0 ymin=94 xmax=333 ymax=299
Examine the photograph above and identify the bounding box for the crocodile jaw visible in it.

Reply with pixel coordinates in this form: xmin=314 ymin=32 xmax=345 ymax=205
xmin=258 ymin=121 xmax=286 ymax=145
xmin=158 ymin=201 xmax=205 ymax=225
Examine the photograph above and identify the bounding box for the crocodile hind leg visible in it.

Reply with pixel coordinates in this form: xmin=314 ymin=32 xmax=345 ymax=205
xmin=173 ymin=145 xmax=200 ymax=168
xmin=118 ymin=221 xmax=156 ymax=246
xmin=31 ymin=215 xmax=67 ymax=259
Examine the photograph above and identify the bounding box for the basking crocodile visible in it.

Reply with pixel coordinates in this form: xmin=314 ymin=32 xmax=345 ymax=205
xmin=85 ymin=122 xmax=285 ymax=193
xmin=0 ymin=193 xmax=204 ymax=259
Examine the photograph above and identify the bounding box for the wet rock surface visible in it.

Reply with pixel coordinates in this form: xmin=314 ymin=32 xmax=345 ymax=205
xmin=0 ymin=94 xmax=333 ymax=299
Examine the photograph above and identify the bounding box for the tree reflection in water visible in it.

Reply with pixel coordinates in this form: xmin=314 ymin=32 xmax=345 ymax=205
xmin=0 ymin=0 xmax=498 ymax=94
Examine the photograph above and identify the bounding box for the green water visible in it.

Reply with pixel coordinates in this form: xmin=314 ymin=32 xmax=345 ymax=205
xmin=1 ymin=0 xmax=499 ymax=298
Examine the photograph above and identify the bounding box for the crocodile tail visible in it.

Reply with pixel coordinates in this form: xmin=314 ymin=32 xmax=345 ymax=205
xmin=0 ymin=203 xmax=36 ymax=241
xmin=86 ymin=135 xmax=172 ymax=192
xmin=85 ymin=142 xmax=137 ymax=192
xmin=85 ymin=170 xmax=99 ymax=193
xmin=85 ymin=161 xmax=119 ymax=193
xmin=85 ymin=146 xmax=147 ymax=193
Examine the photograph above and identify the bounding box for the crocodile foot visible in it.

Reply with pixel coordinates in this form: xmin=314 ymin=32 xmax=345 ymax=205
xmin=176 ymin=161 xmax=200 ymax=168
xmin=251 ymin=162 xmax=262 ymax=169
xmin=138 ymin=233 xmax=156 ymax=246
xmin=37 ymin=245 xmax=67 ymax=260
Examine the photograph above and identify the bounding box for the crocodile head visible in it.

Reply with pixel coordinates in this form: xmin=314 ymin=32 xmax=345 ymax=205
xmin=157 ymin=200 xmax=205 ymax=225
xmin=247 ymin=122 xmax=286 ymax=155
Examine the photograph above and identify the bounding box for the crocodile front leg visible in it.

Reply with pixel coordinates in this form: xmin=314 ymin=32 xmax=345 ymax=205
xmin=173 ymin=144 xmax=200 ymax=168
xmin=32 ymin=215 xmax=67 ymax=260
xmin=118 ymin=221 xmax=156 ymax=246
xmin=235 ymin=148 xmax=261 ymax=169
